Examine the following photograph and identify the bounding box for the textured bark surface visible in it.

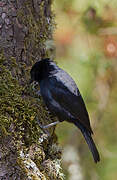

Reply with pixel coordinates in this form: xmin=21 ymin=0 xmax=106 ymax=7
xmin=0 ymin=0 xmax=63 ymax=179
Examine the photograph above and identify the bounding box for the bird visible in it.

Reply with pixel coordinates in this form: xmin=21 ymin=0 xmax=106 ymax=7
xmin=30 ymin=58 xmax=100 ymax=163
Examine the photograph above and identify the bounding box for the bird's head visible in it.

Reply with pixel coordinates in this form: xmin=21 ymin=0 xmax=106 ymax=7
xmin=30 ymin=58 xmax=56 ymax=83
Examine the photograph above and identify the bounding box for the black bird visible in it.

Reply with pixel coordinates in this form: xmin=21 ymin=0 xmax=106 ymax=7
xmin=30 ymin=58 xmax=100 ymax=163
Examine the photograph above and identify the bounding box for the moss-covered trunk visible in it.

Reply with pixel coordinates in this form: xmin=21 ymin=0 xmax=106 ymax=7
xmin=0 ymin=0 xmax=63 ymax=179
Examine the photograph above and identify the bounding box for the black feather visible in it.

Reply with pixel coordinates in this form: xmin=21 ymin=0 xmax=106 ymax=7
xmin=74 ymin=120 xmax=100 ymax=163
xmin=30 ymin=58 xmax=100 ymax=163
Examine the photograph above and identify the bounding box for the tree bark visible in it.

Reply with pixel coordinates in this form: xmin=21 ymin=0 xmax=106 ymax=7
xmin=0 ymin=0 xmax=63 ymax=179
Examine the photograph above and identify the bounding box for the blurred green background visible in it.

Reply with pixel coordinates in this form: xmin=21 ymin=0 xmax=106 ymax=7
xmin=53 ymin=0 xmax=117 ymax=180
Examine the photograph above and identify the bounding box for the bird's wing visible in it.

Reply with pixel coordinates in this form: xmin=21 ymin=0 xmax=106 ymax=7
xmin=47 ymin=71 xmax=93 ymax=133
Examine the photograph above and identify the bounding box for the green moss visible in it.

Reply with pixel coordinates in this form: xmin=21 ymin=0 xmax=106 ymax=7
xmin=17 ymin=1 xmax=55 ymax=62
xmin=0 ymin=1 xmax=63 ymax=178
xmin=10 ymin=57 xmax=17 ymax=67
xmin=0 ymin=56 xmax=64 ymax=178
xmin=0 ymin=55 xmax=50 ymax=145
xmin=17 ymin=146 xmax=47 ymax=180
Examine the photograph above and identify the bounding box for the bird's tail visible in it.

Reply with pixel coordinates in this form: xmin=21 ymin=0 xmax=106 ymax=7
xmin=74 ymin=121 xmax=100 ymax=163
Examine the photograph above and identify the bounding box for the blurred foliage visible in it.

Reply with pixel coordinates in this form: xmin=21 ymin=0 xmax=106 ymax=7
xmin=53 ymin=0 xmax=117 ymax=180
xmin=82 ymin=6 xmax=114 ymax=34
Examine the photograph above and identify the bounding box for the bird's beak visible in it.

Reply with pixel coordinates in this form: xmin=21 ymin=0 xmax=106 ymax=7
xmin=29 ymin=78 xmax=34 ymax=84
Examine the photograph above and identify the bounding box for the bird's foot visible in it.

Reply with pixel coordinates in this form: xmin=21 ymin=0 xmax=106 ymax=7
xmin=37 ymin=120 xmax=50 ymax=136
xmin=37 ymin=120 xmax=60 ymax=136
xmin=36 ymin=90 xmax=41 ymax=97
xmin=42 ymin=121 xmax=60 ymax=129
xmin=35 ymin=90 xmax=42 ymax=98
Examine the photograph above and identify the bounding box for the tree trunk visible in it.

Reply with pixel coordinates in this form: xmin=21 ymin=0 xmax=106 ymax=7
xmin=0 ymin=0 xmax=63 ymax=179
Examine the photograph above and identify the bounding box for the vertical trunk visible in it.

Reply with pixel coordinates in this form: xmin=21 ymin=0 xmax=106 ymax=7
xmin=0 ymin=0 xmax=63 ymax=179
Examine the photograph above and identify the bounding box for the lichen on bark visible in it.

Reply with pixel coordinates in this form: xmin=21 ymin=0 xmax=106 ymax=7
xmin=0 ymin=0 xmax=63 ymax=179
